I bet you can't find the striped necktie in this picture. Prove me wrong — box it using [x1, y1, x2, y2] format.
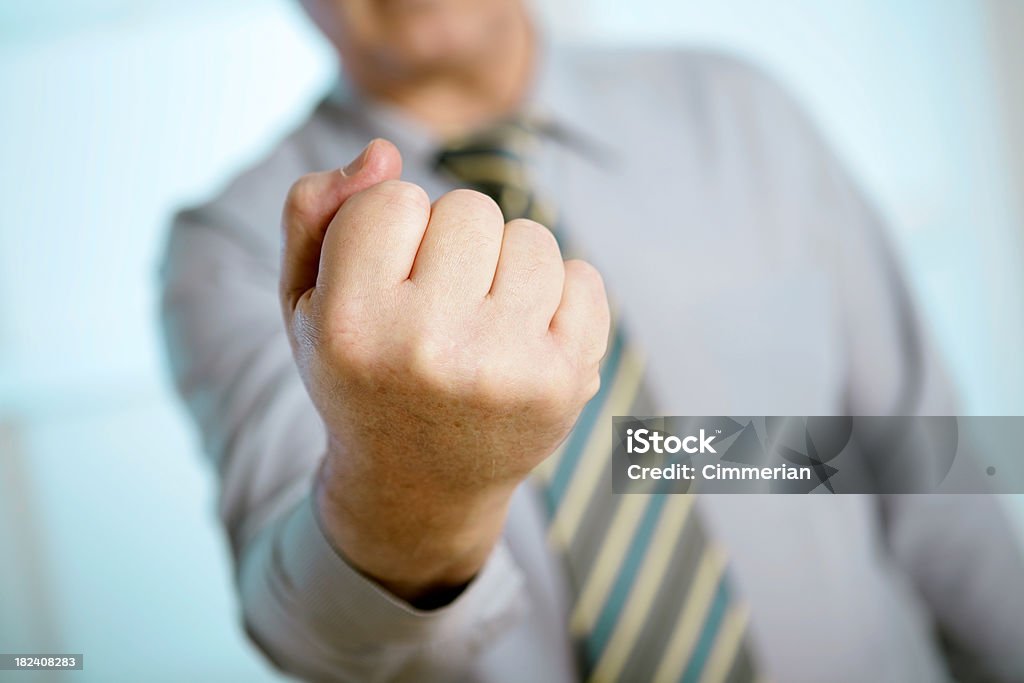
[435, 119, 761, 683]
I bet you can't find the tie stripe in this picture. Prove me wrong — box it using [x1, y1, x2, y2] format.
[548, 339, 644, 548]
[569, 494, 649, 636]
[701, 604, 752, 683]
[585, 493, 672, 664]
[562, 376, 660, 591]
[587, 494, 695, 682]
[651, 548, 727, 683]
[434, 121, 759, 683]
[543, 327, 627, 496]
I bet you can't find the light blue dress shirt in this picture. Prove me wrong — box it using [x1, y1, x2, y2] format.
[160, 44, 1024, 682]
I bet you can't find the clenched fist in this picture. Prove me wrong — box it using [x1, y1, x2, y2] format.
[280, 139, 609, 604]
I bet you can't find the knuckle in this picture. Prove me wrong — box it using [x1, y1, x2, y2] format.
[564, 259, 604, 290]
[405, 335, 473, 395]
[440, 188, 505, 223]
[472, 365, 512, 404]
[505, 219, 561, 268]
[405, 337, 438, 376]
[433, 190, 504, 250]
[403, 329, 455, 386]
[507, 218, 558, 248]
[365, 179, 431, 214]
[566, 260, 610, 314]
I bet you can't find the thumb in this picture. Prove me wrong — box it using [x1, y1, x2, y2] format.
[281, 138, 403, 313]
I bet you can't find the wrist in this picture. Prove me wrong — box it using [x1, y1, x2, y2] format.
[315, 442, 516, 607]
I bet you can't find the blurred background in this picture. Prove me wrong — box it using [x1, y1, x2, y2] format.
[1, 1, 1022, 680]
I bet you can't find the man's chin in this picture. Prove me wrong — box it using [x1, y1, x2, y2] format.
[393, 32, 493, 72]
[385, 3, 512, 69]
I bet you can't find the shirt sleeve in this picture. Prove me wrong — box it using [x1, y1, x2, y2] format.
[159, 198, 528, 682]
[831, 188, 1024, 682]
[802, 90, 1024, 681]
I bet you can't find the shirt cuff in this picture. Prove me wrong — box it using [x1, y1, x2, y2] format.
[271, 493, 527, 652]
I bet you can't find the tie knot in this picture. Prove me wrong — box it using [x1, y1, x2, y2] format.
[434, 117, 544, 222]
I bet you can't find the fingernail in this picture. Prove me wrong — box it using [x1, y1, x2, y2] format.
[341, 140, 374, 176]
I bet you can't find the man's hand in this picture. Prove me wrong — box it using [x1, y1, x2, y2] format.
[280, 139, 609, 605]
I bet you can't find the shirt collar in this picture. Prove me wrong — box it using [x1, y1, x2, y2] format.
[529, 42, 616, 162]
[325, 39, 615, 168]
